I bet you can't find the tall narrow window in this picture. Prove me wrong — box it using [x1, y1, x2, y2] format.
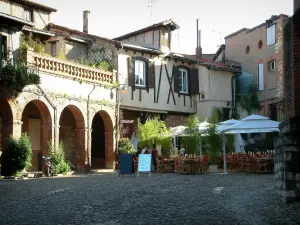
[267, 24, 276, 46]
[0, 35, 7, 64]
[135, 60, 146, 87]
[258, 63, 264, 91]
[51, 42, 57, 57]
[179, 68, 188, 93]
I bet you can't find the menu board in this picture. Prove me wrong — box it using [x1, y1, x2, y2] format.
[137, 154, 152, 172]
[119, 154, 134, 175]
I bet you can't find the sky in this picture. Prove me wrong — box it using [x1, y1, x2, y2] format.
[37, 0, 293, 54]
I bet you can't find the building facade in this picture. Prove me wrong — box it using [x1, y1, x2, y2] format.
[216, 15, 289, 120]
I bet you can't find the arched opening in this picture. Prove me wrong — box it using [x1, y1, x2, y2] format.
[21, 100, 52, 171]
[0, 96, 13, 165]
[91, 111, 114, 169]
[59, 105, 85, 170]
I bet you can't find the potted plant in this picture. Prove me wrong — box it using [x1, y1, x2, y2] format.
[118, 138, 136, 174]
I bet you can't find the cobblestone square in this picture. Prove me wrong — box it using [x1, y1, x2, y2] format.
[0, 173, 299, 225]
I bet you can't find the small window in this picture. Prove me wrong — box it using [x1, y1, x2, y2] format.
[269, 61, 276, 71]
[51, 42, 57, 57]
[135, 60, 146, 87]
[200, 92, 205, 100]
[246, 46, 250, 55]
[258, 40, 263, 49]
[267, 24, 276, 46]
[24, 9, 33, 22]
[179, 68, 188, 93]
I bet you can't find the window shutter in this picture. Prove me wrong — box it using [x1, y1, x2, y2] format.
[258, 63, 264, 91]
[147, 61, 155, 91]
[127, 57, 135, 88]
[272, 25, 276, 44]
[173, 65, 180, 94]
[189, 68, 199, 95]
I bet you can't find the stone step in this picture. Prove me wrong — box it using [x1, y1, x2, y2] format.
[22, 171, 44, 178]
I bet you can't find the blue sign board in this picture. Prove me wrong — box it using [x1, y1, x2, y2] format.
[119, 154, 134, 175]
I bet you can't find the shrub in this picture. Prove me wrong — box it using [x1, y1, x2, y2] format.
[1, 133, 33, 177]
[47, 141, 71, 175]
[118, 138, 135, 154]
[182, 116, 201, 154]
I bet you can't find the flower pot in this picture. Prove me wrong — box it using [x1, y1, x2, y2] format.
[209, 165, 218, 173]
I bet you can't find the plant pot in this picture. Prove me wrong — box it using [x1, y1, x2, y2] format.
[209, 165, 218, 173]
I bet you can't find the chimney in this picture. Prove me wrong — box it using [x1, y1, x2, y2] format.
[195, 19, 202, 59]
[294, 0, 300, 13]
[83, 10, 90, 33]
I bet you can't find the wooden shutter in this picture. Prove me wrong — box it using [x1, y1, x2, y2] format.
[127, 57, 135, 88]
[173, 65, 180, 94]
[189, 68, 199, 95]
[258, 63, 264, 91]
[147, 61, 155, 91]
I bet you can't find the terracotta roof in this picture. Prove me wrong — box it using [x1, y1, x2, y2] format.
[170, 53, 241, 72]
[113, 19, 179, 41]
[22, 25, 55, 36]
[184, 53, 215, 61]
[10, 0, 57, 12]
[48, 23, 121, 46]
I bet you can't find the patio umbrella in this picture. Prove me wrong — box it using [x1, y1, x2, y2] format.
[222, 114, 280, 134]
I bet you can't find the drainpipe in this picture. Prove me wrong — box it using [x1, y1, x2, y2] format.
[36, 84, 57, 147]
[231, 71, 242, 118]
[87, 84, 96, 170]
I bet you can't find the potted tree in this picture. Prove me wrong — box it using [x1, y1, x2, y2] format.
[118, 138, 136, 174]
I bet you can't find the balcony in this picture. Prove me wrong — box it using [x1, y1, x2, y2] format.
[26, 49, 115, 84]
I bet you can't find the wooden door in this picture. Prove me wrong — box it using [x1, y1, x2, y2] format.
[28, 119, 41, 171]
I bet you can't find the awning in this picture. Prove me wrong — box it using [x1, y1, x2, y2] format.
[22, 26, 55, 37]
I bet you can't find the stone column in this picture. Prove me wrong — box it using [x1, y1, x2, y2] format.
[274, 117, 300, 203]
[105, 131, 114, 169]
[54, 125, 60, 148]
[75, 128, 87, 170]
[41, 125, 54, 154]
[12, 120, 23, 139]
[86, 127, 92, 169]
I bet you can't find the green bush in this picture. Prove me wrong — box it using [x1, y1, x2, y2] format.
[1, 133, 33, 177]
[118, 138, 135, 154]
[182, 116, 201, 154]
[47, 141, 70, 175]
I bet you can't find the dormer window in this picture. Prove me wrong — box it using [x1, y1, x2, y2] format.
[24, 9, 34, 22]
[135, 60, 146, 87]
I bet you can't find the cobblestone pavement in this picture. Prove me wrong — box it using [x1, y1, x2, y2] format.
[0, 172, 299, 225]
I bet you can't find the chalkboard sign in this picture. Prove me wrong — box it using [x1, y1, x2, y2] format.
[137, 154, 152, 177]
[119, 154, 134, 176]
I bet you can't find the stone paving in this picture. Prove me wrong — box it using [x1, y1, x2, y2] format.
[0, 172, 299, 225]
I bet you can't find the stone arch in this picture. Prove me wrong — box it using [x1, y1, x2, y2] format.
[21, 100, 52, 171]
[91, 110, 114, 169]
[0, 95, 13, 163]
[59, 105, 86, 170]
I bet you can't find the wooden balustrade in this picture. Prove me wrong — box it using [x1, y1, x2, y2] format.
[27, 50, 114, 84]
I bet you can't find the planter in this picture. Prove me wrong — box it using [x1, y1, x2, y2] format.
[209, 165, 218, 173]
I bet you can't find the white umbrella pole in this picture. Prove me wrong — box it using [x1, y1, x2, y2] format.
[223, 134, 228, 174]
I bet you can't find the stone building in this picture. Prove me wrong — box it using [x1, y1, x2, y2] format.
[0, 0, 117, 171]
[214, 14, 289, 120]
[274, 0, 300, 203]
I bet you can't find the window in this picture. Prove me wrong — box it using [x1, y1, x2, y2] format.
[135, 60, 146, 86]
[246, 46, 250, 54]
[24, 9, 33, 22]
[179, 68, 188, 93]
[269, 61, 276, 71]
[0, 35, 7, 64]
[258, 63, 264, 91]
[50, 42, 57, 57]
[258, 40, 263, 49]
[200, 92, 205, 100]
[267, 24, 276, 46]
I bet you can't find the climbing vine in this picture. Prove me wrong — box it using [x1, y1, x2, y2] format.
[0, 61, 40, 98]
[235, 79, 260, 115]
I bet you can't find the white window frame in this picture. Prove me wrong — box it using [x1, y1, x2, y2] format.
[267, 24, 276, 46]
[24, 9, 33, 22]
[134, 60, 146, 87]
[258, 63, 264, 91]
[270, 61, 276, 71]
[179, 68, 188, 94]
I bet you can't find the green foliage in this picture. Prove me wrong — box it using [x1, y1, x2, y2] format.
[208, 107, 223, 124]
[1, 133, 33, 177]
[95, 60, 110, 71]
[204, 124, 222, 165]
[47, 141, 71, 175]
[236, 82, 260, 115]
[20, 34, 45, 54]
[0, 61, 40, 97]
[182, 116, 201, 154]
[57, 52, 67, 61]
[225, 134, 235, 153]
[118, 138, 135, 154]
[136, 117, 171, 156]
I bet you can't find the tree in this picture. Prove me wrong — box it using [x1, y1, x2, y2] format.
[136, 117, 171, 156]
[182, 116, 202, 154]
